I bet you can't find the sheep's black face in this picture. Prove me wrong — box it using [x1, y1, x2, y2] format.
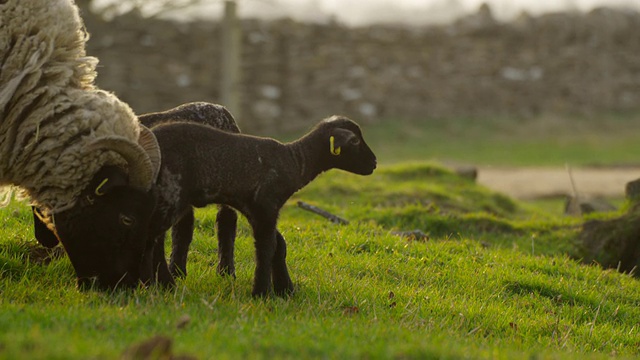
[53, 167, 156, 290]
[326, 119, 377, 175]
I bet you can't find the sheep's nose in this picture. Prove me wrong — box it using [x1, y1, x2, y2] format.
[369, 158, 377, 170]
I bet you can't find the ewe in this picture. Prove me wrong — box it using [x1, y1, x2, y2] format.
[2, 0, 160, 289]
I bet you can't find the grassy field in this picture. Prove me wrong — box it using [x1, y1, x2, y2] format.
[363, 112, 640, 166]
[2, 114, 640, 359]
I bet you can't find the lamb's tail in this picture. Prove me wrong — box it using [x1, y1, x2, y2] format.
[0, 0, 97, 115]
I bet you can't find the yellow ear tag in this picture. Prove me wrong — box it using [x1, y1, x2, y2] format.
[330, 136, 341, 156]
[94, 178, 109, 196]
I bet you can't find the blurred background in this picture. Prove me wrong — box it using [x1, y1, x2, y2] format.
[76, 0, 640, 199]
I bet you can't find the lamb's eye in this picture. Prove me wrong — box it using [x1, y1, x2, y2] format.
[119, 214, 135, 227]
[349, 137, 361, 146]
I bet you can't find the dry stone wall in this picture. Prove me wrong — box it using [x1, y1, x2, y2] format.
[80, 5, 640, 133]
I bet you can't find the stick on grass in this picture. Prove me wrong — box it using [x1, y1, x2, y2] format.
[297, 201, 349, 225]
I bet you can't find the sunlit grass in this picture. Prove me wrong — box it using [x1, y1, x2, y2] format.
[1, 162, 638, 359]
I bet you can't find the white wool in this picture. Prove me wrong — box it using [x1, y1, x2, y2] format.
[0, 0, 142, 212]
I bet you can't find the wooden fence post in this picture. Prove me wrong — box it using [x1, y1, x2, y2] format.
[220, 0, 241, 120]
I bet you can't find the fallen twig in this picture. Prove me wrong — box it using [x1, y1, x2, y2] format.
[296, 201, 349, 225]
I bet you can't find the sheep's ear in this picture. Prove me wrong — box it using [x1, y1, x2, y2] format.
[329, 128, 358, 156]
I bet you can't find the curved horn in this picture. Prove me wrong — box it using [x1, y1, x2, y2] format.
[137, 125, 161, 183]
[85, 135, 155, 191]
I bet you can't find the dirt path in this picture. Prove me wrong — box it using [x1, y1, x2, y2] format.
[476, 166, 640, 199]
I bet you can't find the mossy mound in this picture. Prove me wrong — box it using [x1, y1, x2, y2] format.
[579, 204, 640, 275]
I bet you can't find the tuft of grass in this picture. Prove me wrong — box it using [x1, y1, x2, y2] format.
[0, 162, 638, 359]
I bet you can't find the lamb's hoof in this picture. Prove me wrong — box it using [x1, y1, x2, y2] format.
[217, 264, 236, 279]
[251, 284, 271, 298]
[274, 284, 295, 298]
[155, 272, 176, 290]
[251, 290, 268, 298]
[273, 272, 294, 297]
[169, 264, 187, 279]
[158, 278, 176, 290]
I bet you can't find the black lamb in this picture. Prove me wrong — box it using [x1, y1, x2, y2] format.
[138, 102, 240, 280]
[148, 116, 377, 297]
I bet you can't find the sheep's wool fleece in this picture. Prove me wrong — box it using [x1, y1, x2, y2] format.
[0, 0, 141, 212]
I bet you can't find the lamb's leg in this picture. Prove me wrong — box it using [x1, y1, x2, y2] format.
[152, 235, 175, 288]
[272, 230, 294, 296]
[249, 214, 277, 297]
[139, 235, 159, 286]
[169, 210, 195, 278]
[216, 205, 237, 277]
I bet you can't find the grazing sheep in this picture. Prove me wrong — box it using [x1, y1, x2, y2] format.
[2, 0, 160, 289]
[148, 116, 377, 296]
[32, 102, 241, 283]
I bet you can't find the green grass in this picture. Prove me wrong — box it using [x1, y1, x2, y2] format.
[1, 162, 638, 359]
[360, 112, 640, 166]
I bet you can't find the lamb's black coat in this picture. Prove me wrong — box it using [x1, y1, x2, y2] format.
[138, 102, 240, 280]
[140, 102, 240, 133]
[149, 116, 377, 297]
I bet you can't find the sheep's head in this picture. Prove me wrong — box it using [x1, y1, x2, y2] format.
[47, 126, 161, 290]
[320, 116, 377, 175]
[53, 166, 155, 289]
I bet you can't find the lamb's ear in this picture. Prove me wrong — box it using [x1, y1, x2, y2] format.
[329, 128, 358, 156]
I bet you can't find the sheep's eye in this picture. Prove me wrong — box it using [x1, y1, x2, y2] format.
[119, 214, 135, 227]
[349, 137, 361, 146]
